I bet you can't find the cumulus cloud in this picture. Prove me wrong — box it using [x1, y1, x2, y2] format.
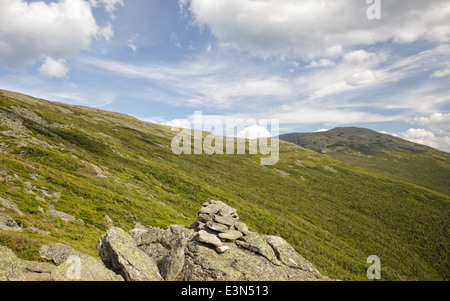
[414, 113, 450, 135]
[237, 125, 272, 139]
[186, 0, 450, 58]
[0, 0, 115, 68]
[163, 119, 192, 129]
[39, 57, 69, 78]
[397, 128, 440, 149]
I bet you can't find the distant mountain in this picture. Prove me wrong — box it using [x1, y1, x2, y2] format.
[280, 127, 450, 195]
[0, 90, 449, 281]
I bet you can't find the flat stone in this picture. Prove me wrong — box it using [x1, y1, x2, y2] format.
[198, 213, 212, 223]
[218, 230, 243, 241]
[199, 204, 221, 215]
[213, 214, 235, 226]
[206, 221, 229, 233]
[233, 221, 250, 235]
[196, 230, 222, 248]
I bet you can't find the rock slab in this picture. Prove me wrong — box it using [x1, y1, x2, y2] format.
[96, 227, 163, 281]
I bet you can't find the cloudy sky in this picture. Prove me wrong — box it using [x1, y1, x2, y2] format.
[1, 0, 450, 151]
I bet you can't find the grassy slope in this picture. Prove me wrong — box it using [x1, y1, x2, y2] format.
[0, 90, 449, 281]
[280, 127, 450, 196]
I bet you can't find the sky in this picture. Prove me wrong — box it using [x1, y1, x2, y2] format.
[0, 0, 450, 151]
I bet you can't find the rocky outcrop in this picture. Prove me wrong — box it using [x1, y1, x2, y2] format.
[0, 246, 55, 281]
[131, 200, 330, 281]
[96, 227, 163, 281]
[40, 243, 123, 281]
[0, 200, 331, 281]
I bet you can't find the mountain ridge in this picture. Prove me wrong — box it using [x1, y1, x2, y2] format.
[279, 127, 450, 195]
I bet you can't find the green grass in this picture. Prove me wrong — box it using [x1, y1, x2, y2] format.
[0, 89, 449, 281]
[280, 127, 450, 195]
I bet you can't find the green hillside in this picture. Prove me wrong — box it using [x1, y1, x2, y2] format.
[280, 127, 450, 196]
[1, 90, 449, 281]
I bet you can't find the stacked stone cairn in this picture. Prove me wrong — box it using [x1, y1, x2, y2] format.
[190, 200, 249, 253]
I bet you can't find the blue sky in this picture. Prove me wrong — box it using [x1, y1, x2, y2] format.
[1, 0, 450, 151]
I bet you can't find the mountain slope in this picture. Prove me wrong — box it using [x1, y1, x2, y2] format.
[280, 127, 450, 196]
[0, 89, 449, 281]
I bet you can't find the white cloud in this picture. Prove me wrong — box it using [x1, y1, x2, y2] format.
[343, 50, 378, 64]
[414, 113, 450, 135]
[100, 23, 115, 41]
[187, 0, 450, 58]
[163, 119, 192, 129]
[127, 35, 139, 53]
[0, 0, 115, 68]
[90, 0, 124, 19]
[344, 70, 378, 86]
[39, 57, 69, 78]
[306, 59, 335, 69]
[142, 117, 191, 129]
[397, 128, 439, 149]
[431, 69, 450, 78]
[237, 125, 272, 139]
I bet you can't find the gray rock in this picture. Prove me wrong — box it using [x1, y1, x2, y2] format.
[103, 215, 114, 229]
[0, 213, 22, 232]
[39, 243, 79, 266]
[46, 209, 76, 222]
[235, 232, 283, 266]
[160, 237, 188, 281]
[196, 230, 222, 248]
[206, 221, 229, 233]
[0, 246, 56, 281]
[132, 201, 331, 281]
[198, 213, 212, 223]
[0, 246, 31, 281]
[40, 243, 123, 281]
[96, 227, 163, 281]
[199, 204, 221, 215]
[233, 221, 250, 235]
[265, 235, 321, 274]
[180, 240, 328, 281]
[218, 230, 243, 241]
[216, 246, 230, 253]
[213, 214, 235, 226]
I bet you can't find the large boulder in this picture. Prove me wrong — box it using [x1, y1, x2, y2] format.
[159, 236, 188, 281]
[0, 246, 55, 281]
[39, 243, 123, 281]
[264, 235, 322, 274]
[96, 227, 163, 281]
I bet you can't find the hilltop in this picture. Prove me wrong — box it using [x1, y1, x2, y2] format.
[0, 89, 449, 281]
[279, 127, 450, 195]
